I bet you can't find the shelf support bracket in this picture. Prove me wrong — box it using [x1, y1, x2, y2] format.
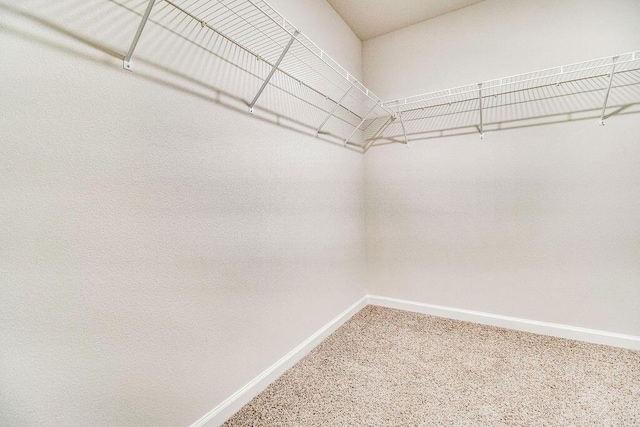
[315, 86, 352, 137]
[599, 56, 619, 126]
[344, 102, 378, 147]
[364, 115, 394, 153]
[123, 0, 156, 71]
[397, 111, 409, 146]
[249, 31, 299, 113]
[478, 83, 484, 139]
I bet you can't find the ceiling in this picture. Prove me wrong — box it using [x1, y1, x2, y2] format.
[326, 0, 485, 40]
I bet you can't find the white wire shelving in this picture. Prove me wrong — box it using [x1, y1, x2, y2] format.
[121, 0, 640, 153]
[122, 0, 393, 150]
[368, 51, 640, 151]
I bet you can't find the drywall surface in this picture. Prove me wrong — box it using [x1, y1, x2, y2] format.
[363, 0, 640, 335]
[268, 0, 362, 80]
[363, 0, 640, 100]
[0, 1, 365, 425]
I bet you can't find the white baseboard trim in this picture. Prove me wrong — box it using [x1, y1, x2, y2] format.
[367, 295, 640, 351]
[190, 295, 369, 427]
[192, 293, 639, 426]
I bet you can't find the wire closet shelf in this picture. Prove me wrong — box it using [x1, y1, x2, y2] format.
[372, 51, 640, 152]
[123, 0, 394, 151]
[122, 0, 640, 153]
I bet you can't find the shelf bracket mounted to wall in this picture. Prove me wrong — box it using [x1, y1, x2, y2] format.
[478, 83, 484, 139]
[397, 110, 409, 146]
[344, 102, 378, 146]
[364, 115, 395, 153]
[599, 56, 619, 126]
[315, 86, 352, 137]
[123, 0, 156, 71]
[249, 30, 299, 113]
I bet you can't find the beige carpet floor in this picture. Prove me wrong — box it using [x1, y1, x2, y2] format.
[224, 305, 640, 426]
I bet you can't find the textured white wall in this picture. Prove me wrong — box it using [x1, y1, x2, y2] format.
[2, 0, 640, 424]
[364, 0, 640, 99]
[268, 0, 362, 79]
[363, 0, 640, 335]
[0, 0, 365, 425]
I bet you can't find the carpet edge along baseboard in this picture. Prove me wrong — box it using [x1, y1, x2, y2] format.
[193, 294, 640, 427]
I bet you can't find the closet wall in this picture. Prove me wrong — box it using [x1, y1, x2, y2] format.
[2, 0, 639, 425]
[0, 0, 365, 425]
[363, 0, 640, 335]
